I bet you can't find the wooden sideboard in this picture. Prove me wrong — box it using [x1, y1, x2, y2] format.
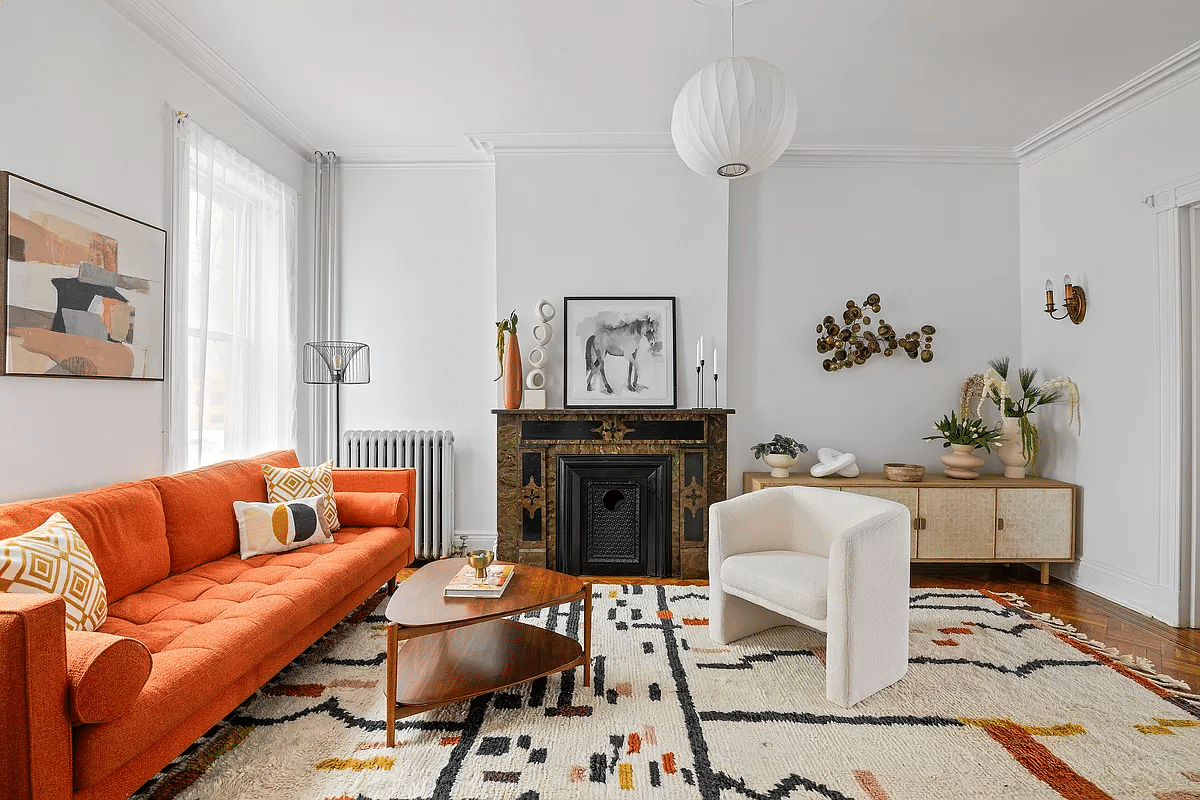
[743, 472, 1077, 584]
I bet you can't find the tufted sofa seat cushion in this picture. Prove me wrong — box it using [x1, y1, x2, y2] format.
[73, 524, 404, 790]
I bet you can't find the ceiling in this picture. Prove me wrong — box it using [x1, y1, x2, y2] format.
[157, 0, 1200, 152]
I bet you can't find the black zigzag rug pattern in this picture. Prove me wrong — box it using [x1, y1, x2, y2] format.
[133, 586, 1200, 800]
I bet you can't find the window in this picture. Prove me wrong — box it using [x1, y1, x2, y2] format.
[171, 117, 297, 468]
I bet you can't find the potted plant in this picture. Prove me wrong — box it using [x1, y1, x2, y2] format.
[924, 411, 1002, 480]
[972, 357, 1080, 478]
[751, 434, 809, 477]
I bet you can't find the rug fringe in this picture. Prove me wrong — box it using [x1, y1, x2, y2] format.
[1021, 608, 1198, 699]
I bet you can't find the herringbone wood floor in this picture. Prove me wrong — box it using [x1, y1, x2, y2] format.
[401, 562, 1200, 690]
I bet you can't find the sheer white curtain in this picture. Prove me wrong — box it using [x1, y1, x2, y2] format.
[168, 115, 298, 469]
[310, 150, 341, 464]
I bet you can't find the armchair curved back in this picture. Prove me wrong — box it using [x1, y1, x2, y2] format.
[786, 487, 901, 555]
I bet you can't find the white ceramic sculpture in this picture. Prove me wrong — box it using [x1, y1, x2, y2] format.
[524, 299, 555, 409]
[810, 447, 860, 478]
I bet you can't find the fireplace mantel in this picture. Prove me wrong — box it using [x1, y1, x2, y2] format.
[494, 408, 733, 579]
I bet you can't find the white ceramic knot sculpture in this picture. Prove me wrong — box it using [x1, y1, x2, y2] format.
[809, 447, 860, 478]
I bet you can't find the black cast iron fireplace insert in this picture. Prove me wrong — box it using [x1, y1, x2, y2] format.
[555, 454, 672, 577]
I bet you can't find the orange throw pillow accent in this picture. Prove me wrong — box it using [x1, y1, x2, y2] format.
[335, 492, 409, 528]
[65, 630, 152, 724]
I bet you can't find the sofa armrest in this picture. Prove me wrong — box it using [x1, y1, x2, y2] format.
[0, 594, 72, 800]
[332, 469, 415, 528]
[826, 504, 911, 706]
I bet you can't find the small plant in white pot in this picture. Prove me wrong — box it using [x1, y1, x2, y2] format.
[751, 434, 809, 478]
[923, 411, 1002, 480]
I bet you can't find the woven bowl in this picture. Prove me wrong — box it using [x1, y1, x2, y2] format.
[884, 463, 926, 482]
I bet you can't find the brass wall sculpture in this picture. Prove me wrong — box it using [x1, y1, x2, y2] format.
[815, 293, 935, 373]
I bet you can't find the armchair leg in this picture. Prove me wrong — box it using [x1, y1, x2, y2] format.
[709, 589, 797, 645]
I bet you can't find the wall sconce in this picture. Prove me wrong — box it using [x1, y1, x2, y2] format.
[1045, 275, 1086, 324]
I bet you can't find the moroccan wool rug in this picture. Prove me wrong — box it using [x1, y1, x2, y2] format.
[134, 586, 1200, 800]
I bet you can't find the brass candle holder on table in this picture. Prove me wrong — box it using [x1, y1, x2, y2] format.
[467, 549, 494, 579]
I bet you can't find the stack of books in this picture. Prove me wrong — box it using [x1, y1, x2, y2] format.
[443, 563, 515, 598]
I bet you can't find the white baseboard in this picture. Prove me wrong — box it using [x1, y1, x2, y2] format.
[449, 530, 498, 554]
[1054, 557, 1181, 626]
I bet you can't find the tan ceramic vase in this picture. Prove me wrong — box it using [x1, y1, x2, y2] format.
[941, 443, 985, 479]
[503, 332, 523, 409]
[996, 416, 1028, 479]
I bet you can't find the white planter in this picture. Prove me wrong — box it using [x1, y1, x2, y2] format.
[996, 416, 1028, 479]
[762, 453, 797, 478]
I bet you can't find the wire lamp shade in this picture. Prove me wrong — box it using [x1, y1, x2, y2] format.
[303, 341, 370, 385]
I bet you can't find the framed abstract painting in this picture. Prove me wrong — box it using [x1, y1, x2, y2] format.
[1, 173, 167, 380]
[563, 296, 677, 409]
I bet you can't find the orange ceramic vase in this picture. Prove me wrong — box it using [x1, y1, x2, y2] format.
[503, 332, 523, 409]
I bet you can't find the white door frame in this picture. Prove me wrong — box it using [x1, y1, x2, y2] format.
[1148, 173, 1200, 627]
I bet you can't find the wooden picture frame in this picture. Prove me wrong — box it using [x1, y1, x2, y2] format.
[563, 296, 677, 409]
[1, 172, 167, 380]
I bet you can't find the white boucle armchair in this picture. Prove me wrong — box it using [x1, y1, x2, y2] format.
[708, 486, 911, 707]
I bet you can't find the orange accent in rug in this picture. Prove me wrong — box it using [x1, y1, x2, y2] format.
[977, 720, 1112, 800]
[853, 769, 891, 800]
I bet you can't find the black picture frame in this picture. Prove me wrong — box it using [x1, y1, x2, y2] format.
[563, 295, 677, 409]
[1, 172, 168, 380]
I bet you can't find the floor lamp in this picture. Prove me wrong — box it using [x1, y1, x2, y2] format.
[303, 341, 370, 466]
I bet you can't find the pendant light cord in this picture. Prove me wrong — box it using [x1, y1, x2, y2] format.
[730, 0, 735, 58]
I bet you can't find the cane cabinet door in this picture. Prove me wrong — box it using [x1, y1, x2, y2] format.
[917, 488, 995, 559]
[994, 488, 1074, 560]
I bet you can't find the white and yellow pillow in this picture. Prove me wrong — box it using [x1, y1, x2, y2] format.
[263, 460, 340, 532]
[234, 495, 334, 559]
[0, 513, 108, 631]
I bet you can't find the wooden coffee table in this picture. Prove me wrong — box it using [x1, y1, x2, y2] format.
[384, 558, 591, 746]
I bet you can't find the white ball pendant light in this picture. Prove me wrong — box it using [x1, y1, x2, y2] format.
[671, 56, 797, 179]
[672, 0, 797, 179]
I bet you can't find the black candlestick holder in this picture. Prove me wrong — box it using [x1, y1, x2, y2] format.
[696, 360, 705, 409]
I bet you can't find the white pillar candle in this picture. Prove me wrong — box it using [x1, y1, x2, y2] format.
[713, 347, 718, 375]
[695, 339, 701, 368]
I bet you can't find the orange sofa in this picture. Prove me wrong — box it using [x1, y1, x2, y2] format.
[0, 450, 415, 800]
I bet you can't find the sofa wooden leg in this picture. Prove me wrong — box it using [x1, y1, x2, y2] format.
[387, 577, 397, 595]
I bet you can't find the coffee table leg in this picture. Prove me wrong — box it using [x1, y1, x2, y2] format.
[386, 622, 398, 747]
[583, 583, 592, 687]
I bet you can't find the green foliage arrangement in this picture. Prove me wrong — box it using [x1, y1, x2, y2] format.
[494, 309, 518, 381]
[976, 356, 1081, 474]
[751, 434, 809, 460]
[923, 411, 1003, 452]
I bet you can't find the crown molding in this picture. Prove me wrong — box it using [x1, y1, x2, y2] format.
[775, 145, 1015, 166]
[103, 0, 317, 161]
[1016, 41, 1200, 169]
[467, 132, 675, 156]
[466, 133, 1016, 165]
[336, 145, 493, 169]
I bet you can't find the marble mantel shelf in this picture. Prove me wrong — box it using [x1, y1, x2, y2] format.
[492, 409, 736, 415]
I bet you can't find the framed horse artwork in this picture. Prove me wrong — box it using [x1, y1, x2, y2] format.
[563, 296, 677, 409]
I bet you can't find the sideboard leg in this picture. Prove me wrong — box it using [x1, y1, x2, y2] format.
[1040, 563, 1050, 585]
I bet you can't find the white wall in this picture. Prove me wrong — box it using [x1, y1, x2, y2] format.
[494, 152, 730, 411]
[728, 162, 1021, 488]
[1019, 77, 1200, 624]
[338, 166, 496, 537]
[0, 0, 310, 502]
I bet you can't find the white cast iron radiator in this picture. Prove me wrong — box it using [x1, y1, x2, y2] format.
[341, 430, 455, 559]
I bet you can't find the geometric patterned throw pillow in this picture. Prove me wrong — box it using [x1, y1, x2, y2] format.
[0, 512, 108, 631]
[263, 460, 340, 532]
[233, 495, 334, 559]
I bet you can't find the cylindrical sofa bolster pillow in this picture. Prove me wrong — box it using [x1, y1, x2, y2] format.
[334, 492, 409, 529]
[64, 630, 152, 725]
